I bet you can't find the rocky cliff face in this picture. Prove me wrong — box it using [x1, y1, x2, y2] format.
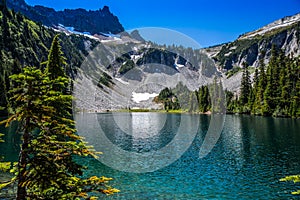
[6, 0, 124, 34]
[208, 14, 300, 70]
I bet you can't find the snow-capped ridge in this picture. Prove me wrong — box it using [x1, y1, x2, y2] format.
[239, 13, 300, 39]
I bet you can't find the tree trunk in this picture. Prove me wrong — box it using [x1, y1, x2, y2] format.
[16, 117, 30, 200]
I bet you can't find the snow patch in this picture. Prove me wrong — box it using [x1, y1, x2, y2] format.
[115, 78, 129, 85]
[100, 37, 122, 43]
[100, 32, 121, 38]
[225, 52, 232, 56]
[174, 55, 185, 70]
[175, 64, 185, 68]
[56, 24, 98, 40]
[130, 54, 141, 61]
[132, 92, 158, 103]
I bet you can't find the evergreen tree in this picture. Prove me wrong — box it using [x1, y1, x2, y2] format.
[240, 62, 251, 108]
[289, 57, 300, 117]
[1, 37, 119, 199]
[197, 85, 211, 113]
[278, 53, 290, 115]
[277, 50, 286, 96]
[263, 45, 278, 115]
[253, 68, 259, 92]
[44, 35, 71, 120]
[225, 90, 234, 112]
[251, 67, 260, 113]
[188, 92, 198, 112]
[217, 79, 226, 113]
[1, 9, 11, 51]
[156, 87, 181, 111]
[258, 56, 267, 99]
[204, 85, 211, 112]
[210, 77, 219, 113]
[44, 34, 67, 80]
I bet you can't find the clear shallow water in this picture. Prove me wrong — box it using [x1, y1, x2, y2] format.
[1, 113, 300, 199]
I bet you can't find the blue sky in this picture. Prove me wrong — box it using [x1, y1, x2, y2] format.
[26, 0, 300, 47]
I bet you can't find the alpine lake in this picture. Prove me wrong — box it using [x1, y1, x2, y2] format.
[1, 113, 300, 199]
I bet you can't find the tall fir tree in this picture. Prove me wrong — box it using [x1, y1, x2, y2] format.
[251, 67, 260, 113]
[197, 85, 211, 113]
[1, 36, 119, 199]
[240, 62, 251, 108]
[253, 68, 259, 92]
[44, 34, 67, 80]
[263, 45, 279, 115]
[289, 57, 300, 117]
[256, 54, 267, 113]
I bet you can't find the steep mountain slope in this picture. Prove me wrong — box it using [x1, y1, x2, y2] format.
[0, 6, 99, 114]
[6, 0, 124, 34]
[208, 13, 300, 70]
[73, 40, 219, 112]
[75, 13, 300, 111]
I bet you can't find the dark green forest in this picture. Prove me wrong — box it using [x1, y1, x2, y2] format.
[157, 45, 300, 118]
[0, 6, 99, 114]
[226, 46, 300, 118]
[156, 79, 225, 113]
[153, 87, 181, 110]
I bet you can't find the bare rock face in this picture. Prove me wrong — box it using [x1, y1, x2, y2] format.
[208, 13, 300, 70]
[6, 0, 124, 34]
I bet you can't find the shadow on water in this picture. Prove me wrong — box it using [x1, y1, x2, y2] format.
[0, 119, 20, 162]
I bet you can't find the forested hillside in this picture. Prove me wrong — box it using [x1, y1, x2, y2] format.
[0, 5, 99, 114]
[226, 45, 300, 118]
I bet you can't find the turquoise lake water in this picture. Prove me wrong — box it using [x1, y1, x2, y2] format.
[1, 113, 300, 199]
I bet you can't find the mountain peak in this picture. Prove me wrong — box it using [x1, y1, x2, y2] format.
[239, 12, 300, 39]
[102, 5, 110, 12]
[6, 0, 124, 34]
